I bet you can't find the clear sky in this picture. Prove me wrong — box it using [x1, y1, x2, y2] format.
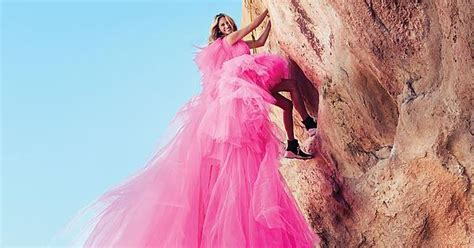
[1, 0, 242, 246]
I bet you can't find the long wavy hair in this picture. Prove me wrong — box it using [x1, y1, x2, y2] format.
[208, 13, 238, 44]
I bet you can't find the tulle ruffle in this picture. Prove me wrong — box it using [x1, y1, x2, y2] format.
[221, 53, 289, 91]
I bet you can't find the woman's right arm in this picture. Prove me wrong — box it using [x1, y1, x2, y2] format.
[225, 9, 269, 46]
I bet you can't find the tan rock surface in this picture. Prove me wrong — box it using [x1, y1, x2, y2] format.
[242, 1, 473, 247]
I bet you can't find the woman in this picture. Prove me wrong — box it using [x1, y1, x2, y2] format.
[211, 11, 318, 160]
[56, 9, 320, 248]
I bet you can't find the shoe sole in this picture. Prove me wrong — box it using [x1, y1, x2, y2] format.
[285, 156, 313, 160]
[308, 129, 317, 136]
[284, 153, 313, 160]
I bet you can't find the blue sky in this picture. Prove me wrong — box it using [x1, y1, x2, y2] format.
[1, 1, 242, 246]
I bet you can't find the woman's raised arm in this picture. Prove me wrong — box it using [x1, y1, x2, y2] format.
[245, 20, 271, 49]
[225, 9, 269, 46]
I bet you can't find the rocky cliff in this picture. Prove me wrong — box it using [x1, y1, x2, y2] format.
[242, 1, 473, 247]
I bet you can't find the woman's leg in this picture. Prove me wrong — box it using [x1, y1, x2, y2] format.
[270, 79, 310, 120]
[271, 92, 295, 140]
[270, 79, 314, 159]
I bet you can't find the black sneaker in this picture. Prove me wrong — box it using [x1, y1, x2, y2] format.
[284, 139, 313, 160]
[302, 116, 318, 136]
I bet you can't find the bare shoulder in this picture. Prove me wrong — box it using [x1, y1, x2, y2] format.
[222, 36, 232, 47]
[226, 29, 249, 46]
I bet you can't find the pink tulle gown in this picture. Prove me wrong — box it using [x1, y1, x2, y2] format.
[59, 37, 320, 248]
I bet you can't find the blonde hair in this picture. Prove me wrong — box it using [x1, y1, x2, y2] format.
[208, 13, 238, 44]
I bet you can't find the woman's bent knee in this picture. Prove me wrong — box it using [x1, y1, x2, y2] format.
[271, 78, 297, 94]
[280, 98, 293, 112]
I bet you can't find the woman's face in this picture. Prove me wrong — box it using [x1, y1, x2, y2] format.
[218, 17, 233, 36]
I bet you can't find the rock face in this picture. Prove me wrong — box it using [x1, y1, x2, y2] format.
[242, 1, 472, 247]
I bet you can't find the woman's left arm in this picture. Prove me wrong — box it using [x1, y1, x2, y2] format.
[245, 20, 271, 49]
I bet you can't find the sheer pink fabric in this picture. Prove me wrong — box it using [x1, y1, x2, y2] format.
[56, 37, 320, 248]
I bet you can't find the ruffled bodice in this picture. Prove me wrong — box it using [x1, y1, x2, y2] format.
[194, 37, 290, 104]
[194, 37, 251, 78]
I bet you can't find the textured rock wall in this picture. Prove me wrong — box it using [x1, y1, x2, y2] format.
[242, 0, 473, 247]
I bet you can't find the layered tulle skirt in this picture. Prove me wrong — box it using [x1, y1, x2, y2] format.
[221, 53, 289, 92]
[54, 53, 319, 247]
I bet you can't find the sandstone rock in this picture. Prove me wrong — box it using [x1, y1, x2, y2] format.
[242, 1, 473, 247]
